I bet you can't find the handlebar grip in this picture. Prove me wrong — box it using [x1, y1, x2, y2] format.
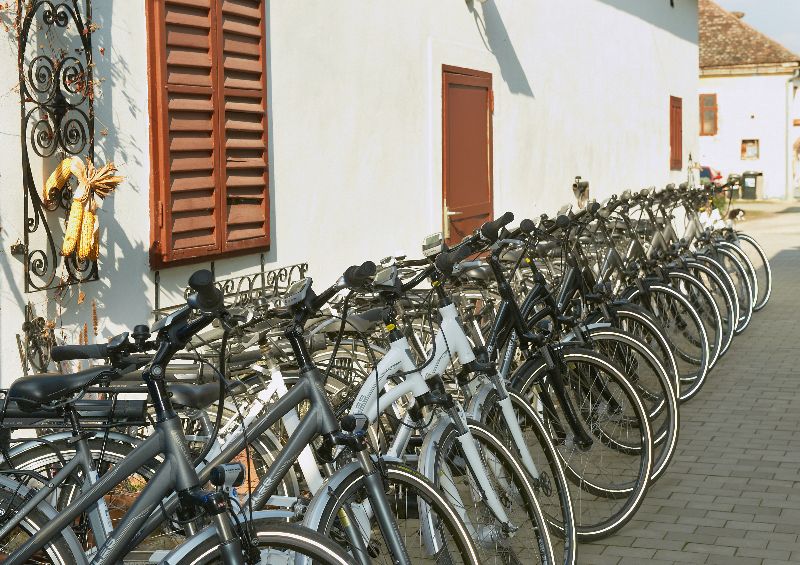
[480, 211, 515, 242]
[519, 218, 536, 234]
[51, 343, 109, 362]
[434, 245, 473, 277]
[188, 269, 223, 312]
[343, 261, 376, 288]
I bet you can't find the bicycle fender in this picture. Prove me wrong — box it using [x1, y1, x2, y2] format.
[465, 381, 496, 421]
[158, 509, 295, 564]
[6, 431, 143, 461]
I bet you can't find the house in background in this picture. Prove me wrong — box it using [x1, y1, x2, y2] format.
[0, 1, 700, 382]
[698, 0, 800, 199]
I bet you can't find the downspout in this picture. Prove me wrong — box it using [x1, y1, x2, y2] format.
[786, 68, 800, 200]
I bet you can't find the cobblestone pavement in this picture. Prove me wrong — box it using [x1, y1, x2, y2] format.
[583, 202, 800, 564]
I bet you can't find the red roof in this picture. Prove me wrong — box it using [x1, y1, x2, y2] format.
[699, 0, 799, 68]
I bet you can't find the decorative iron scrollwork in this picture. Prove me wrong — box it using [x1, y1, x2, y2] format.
[18, 0, 97, 292]
[154, 263, 310, 317]
[20, 302, 55, 373]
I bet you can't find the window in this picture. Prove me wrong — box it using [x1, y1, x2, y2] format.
[741, 139, 760, 160]
[147, 0, 269, 268]
[669, 96, 683, 170]
[699, 94, 717, 136]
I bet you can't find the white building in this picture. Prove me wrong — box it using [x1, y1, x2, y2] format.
[0, 0, 699, 384]
[698, 0, 800, 199]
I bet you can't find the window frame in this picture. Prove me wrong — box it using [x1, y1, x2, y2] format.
[699, 93, 718, 136]
[669, 96, 683, 171]
[146, 0, 270, 269]
[741, 139, 760, 160]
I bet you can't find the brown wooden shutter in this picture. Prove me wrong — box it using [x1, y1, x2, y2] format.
[669, 96, 683, 171]
[219, 0, 269, 251]
[148, 0, 269, 267]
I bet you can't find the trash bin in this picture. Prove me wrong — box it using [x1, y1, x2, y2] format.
[741, 171, 763, 200]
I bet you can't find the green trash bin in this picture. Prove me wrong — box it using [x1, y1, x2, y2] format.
[741, 171, 763, 200]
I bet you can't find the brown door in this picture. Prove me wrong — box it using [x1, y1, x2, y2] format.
[442, 66, 493, 245]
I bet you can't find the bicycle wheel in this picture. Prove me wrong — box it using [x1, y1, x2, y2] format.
[479, 389, 577, 565]
[720, 241, 759, 306]
[583, 327, 679, 482]
[713, 247, 754, 334]
[428, 420, 555, 563]
[3, 436, 181, 556]
[625, 282, 710, 402]
[666, 270, 723, 368]
[686, 259, 736, 357]
[169, 519, 354, 565]
[0, 484, 79, 564]
[306, 460, 481, 564]
[734, 232, 772, 311]
[511, 348, 654, 541]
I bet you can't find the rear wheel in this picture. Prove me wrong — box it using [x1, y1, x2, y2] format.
[0, 486, 78, 564]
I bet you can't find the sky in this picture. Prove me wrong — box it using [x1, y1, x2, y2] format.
[716, 0, 800, 56]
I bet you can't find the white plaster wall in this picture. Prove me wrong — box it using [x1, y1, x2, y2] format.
[0, 0, 698, 385]
[698, 73, 799, 198]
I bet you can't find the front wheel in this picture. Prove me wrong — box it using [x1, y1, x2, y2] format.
[511, 348, 654, 541]
[306, 461, 481, 565]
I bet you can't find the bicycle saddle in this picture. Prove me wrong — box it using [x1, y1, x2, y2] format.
[453, 260, 492, 281]
[169, 380, 246, 410]
[310, 307, 384, 335]
[7, 366, 118, 410]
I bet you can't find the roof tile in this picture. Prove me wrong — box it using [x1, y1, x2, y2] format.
[699, 0, 799, 68]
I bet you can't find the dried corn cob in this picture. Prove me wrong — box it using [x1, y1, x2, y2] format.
[62, 199, 84, 256]
[78, 200, 96, 261]
[43, 158, 74, 204]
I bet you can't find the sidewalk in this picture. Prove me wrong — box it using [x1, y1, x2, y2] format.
[584, 202, 800, 564]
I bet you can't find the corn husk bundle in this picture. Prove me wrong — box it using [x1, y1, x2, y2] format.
[43, 157, 123, 261]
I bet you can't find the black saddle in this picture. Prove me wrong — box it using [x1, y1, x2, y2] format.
[169, 380, 246, 410]
[7, 366, 119, 410]
[454, 260, 492, 282]
[311, 307, 384, 336]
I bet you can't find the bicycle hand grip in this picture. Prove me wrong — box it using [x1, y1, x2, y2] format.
[519, 218, 536, 234]
[188, 269, 223, 312]
[51, 343, 109, 362]
[434, 244, 473, 277]
[343, 261, 376, 288]
[480, 211, 514, 242]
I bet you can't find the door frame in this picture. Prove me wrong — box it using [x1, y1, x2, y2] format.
[442, 65, 494, 238]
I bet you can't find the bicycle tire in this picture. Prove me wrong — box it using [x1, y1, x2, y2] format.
[511, 348, 654, 541]
[304, 460, 481, 565]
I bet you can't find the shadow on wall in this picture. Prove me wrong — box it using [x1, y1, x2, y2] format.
[469, 0, 534, 97]
[43, 4, 153, 336]
[597, 0, 699, 44]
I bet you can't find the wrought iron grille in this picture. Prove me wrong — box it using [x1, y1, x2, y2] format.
[153, 262, 310, 317]
[17, 0, 97, 292]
